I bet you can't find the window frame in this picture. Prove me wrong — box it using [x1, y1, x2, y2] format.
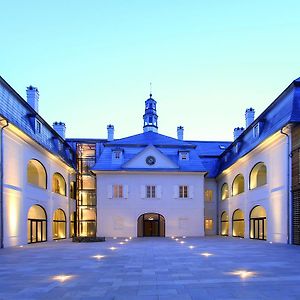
[179, 185, 188, 198]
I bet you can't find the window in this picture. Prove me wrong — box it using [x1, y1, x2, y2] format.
[52, 172, 66, 196]
[70, 181, 76, 199]
[179, 151, 189, 160]
[27, 159, 47, 189]
[114, 151, 121, 159]
[232, 174, 244, 196]
[249, 162, 267, 189]
[113, 185, 123, 198]
[232, 209, 245, 238]
[179, 185, 188, 198]
[253, 123, 260, 138]
[205, 189, 213, 202]
[146, 185, 156, 198]
[53, 209, 66, 240]
[36, 120, 41, 133]
[205, 219, 213, 230]
[221, 183, 229, 200]
[221, 211, 229, 236]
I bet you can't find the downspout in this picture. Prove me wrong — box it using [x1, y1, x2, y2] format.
[0, 119, 9, 248]
[280, 126, 291, 244]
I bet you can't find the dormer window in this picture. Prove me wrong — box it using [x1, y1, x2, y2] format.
[234, 142, 241, 154]
[179, 151, 189, 161]
[253, 123, 260, 138]
[114, 151, 121, 159]
[112, 149, 123, 162]
[35, 120, 42, 134]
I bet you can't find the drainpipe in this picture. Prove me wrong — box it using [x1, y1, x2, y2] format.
[0, 119, 9, 248]
[280, 126, 291, 244]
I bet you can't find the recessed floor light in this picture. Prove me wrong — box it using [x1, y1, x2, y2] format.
[201, 252, 212, 257]
[52, 275, 74, 283]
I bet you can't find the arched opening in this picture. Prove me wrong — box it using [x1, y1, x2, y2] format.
[137, 213, 165, 237]
[70, 212, 76, 238]
[221, 211, 229, 236]
[52, 172, 66, 196]
[232, 209, 245, 238]
[27, 159, 47, 189]
[249, 163, 267, 189]
[250, 206, 267, 240]
[232, 174, 244, 196]
[221, 183, 229, 200]
[53, 209, 66, 240]
[27, 205, 47, 243]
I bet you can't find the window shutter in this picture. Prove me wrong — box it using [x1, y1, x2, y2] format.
[141, 185, 146, 198]
[173, 185, 179, 198]
[157, 185, 162, 198]
[189, 185, 194, 199]
[107, 185, 113, 199]
[124, 185, 129, 199]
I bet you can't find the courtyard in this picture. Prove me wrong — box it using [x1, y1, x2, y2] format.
[0, 237, 300, 300]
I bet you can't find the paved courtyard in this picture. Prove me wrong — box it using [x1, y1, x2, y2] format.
[0, 237, 300, 299]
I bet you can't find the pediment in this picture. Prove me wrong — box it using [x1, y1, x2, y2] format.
[122, 145, 178, 169]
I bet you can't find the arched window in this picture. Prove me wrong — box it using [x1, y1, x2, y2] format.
[53, 209, 66, 240]
[52, 172, 66, 196]
[221, 183, 229, 200]
[250, 206, 267, 240]
[27, 205, 47, 243]
[27, 159, 47, 189]
[232, 209, 245, 238]
[221, 211, 229, 236]
[249, 163, 267, 189]
[232, 174, 244, 196]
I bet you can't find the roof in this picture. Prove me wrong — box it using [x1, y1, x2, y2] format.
[0, 76, 75, 169]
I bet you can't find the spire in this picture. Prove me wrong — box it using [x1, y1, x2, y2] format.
[143, 93, 158, 133]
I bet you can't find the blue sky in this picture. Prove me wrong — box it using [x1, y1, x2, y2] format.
[1, 1, 300, 140]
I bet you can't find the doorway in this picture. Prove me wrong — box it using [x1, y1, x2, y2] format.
[137, 213, 165, 237]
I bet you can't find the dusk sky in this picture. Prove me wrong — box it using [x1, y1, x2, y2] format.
[1, 1, 300, 141]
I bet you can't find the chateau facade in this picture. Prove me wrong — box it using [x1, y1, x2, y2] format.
[1, 75, 300, 247]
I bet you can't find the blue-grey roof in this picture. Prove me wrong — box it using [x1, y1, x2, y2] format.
[0, 76, 75, 168]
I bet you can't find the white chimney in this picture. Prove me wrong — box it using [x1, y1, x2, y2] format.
[245, 108, 255, 128]
[177, 126, 184, 140]
[53, 122, 66, 139]
[26, 85, 39, 112]
[107, 124, 114, 141]
[233, 127, 244, 140]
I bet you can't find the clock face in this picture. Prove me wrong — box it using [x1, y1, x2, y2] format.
[146, 155, 156, 166]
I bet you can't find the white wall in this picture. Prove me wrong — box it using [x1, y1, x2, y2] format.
[218, 132, 288, 243]
[97, 172, 205, 237]
[3, 128, 75, 247]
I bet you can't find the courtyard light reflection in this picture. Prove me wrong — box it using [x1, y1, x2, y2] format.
[201, 252, 213, 257]
[52, 274, 75, 283]
[109, 247, 117, 250]
[92, 255, 105, 260]
[228, 270, 257, 279]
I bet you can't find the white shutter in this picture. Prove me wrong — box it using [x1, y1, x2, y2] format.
[141, 185, 146, 198]
[157, 185, 162, 199]
[189, 185, 194, 199]
[173, 185, 179, 198]
[107, 185, 113, 199]
[124, 185, 129, 199]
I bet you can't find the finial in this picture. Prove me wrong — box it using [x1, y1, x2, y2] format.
[150, 82, 152, 98]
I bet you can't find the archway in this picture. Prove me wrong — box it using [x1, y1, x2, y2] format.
[137, 213, 165, 237]
[232, 209, 245, 238]
[27, 205, 47, 243]
[221, 211, 229, 236]
[53, 209, 66, 240]
[250, 206, 267, 240]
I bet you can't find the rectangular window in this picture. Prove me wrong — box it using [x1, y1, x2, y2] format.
[36, 120, 41, 133]
[253, 124, 260, 138]
[113, 185, 123, 198]
[205, 189, 213, 202]
[114, 151, 121, 159]
[179, 151, 189, 160]
[179, 185, 188, 198]
[205, 219, 213, 230]
[146, 185, 156, 198]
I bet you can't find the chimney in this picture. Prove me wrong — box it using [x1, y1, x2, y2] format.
[26, 85, 39, 112]
[245, 108, 255, 128]
[177, 126, 184, 140]
[233, 127, 244, 140]
[53, 122, 66, 139]
[107, 124, 114, 141]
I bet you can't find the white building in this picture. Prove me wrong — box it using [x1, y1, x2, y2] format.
[1, 76, 300, 247]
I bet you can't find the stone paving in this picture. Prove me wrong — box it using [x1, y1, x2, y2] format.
[0, 236, 300, 299]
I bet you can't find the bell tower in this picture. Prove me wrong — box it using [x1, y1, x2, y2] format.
[143, 94, 158, 133]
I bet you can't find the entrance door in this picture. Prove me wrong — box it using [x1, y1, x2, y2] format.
[28, 219, 47, 243]
[251, 218, 266, 240]
[137, 213, 165, 237]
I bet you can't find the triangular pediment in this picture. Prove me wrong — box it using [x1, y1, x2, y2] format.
[122, 145, 178, 169]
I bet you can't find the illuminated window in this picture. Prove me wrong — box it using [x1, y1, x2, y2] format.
[53, 209, 66, 240]
[52, 172, 66, 196]
[179, 185, 188, 198]
[249, 162, 267, 189]
[232, 174, 244, 196]
[221, 211, 229, 236]
[70, 212, 75, 238]
[146, 185, 156, 198]
[205, 219, 213, 230]
[232, 209, 245, 238]
[27, 159, 47, 189]
[70, 181, 76, 199]
[205, 189, 213, 202]
[221, 183, 229, 200]
[250, 206, 267, 240]
[113, 185, 123, 198]
[27, 205, 47, 243]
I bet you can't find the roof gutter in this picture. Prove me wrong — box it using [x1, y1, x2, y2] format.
[0, 119, 9, 248]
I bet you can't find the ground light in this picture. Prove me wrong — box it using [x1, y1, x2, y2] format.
[175, 238, 179, 241]
[229, 270, 257, 279]
[52, 275, 74, 283]
[129, 237, 132, 240]
[201, 252, 213, 257]
[180, 241, 185, 244]
[92, 255, 105, 260]
[171, 236, 175, 239]
[189, 245, 195, 249]
[113, 237, 117, 239]
[109, 247, 117, 250]
[119, 242, 125, 245]
[124, 239, 129, 242]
